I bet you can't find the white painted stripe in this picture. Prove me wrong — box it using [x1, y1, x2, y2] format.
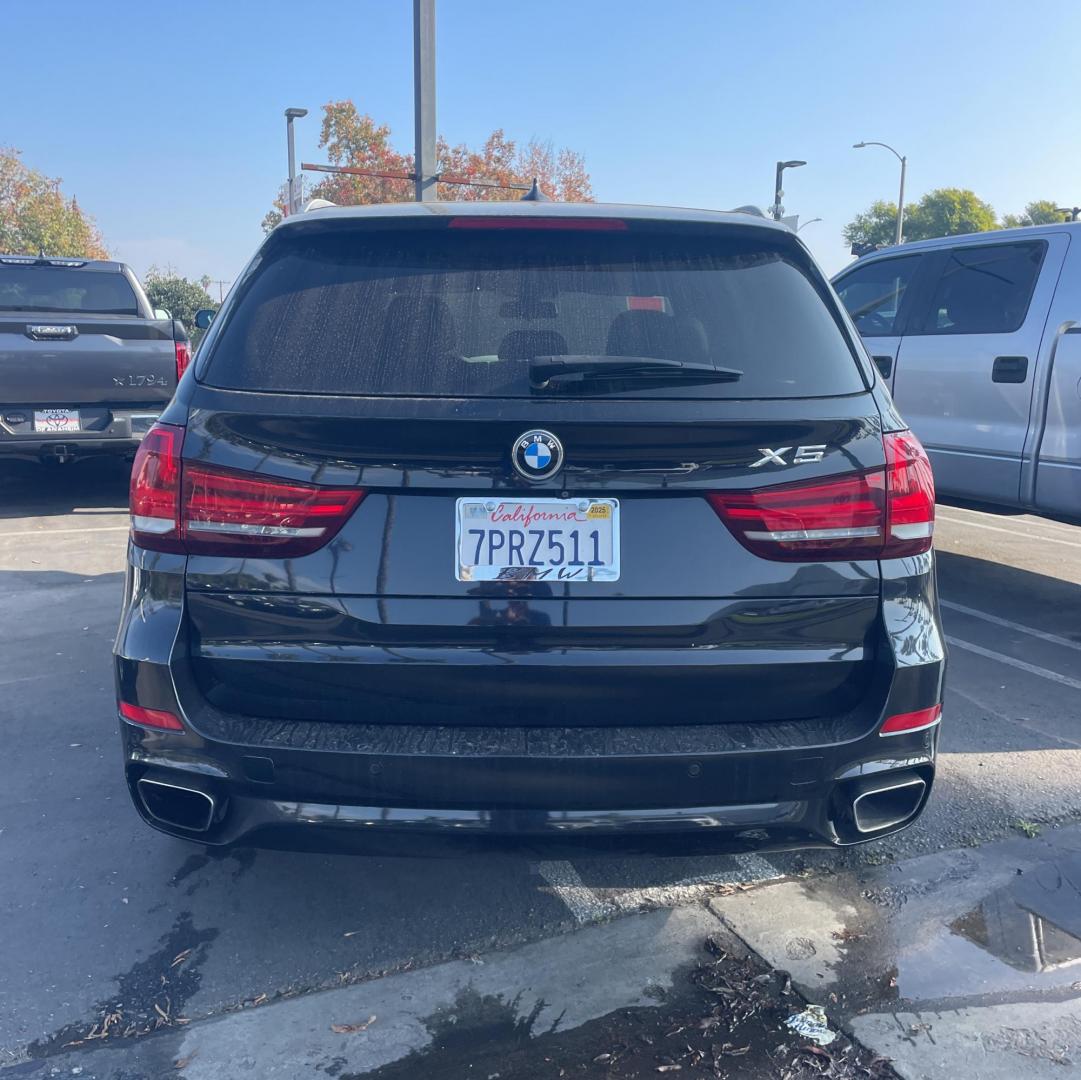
[947, 636, 1081, 691]
[611, 856, 782, 914]
[941, 599, 1081, 654]
[535, 854, 783, 923]
[940, 503, 1081, 535]
[534, 861, 613, 924]
[0, 525, 128, 539]
[936, 513, 1081, 550]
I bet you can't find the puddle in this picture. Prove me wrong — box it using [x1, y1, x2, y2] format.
[898, 853, 1081, 1004]
[822, 847, 1081, 1012]
[355, 947, 894, 1080]
[25, 912, 218, 1060]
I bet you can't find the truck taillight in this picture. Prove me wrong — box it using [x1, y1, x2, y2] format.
[706, 430, 934, 562]
[175, 341, 192, 382]
[129, 422, 365, 557]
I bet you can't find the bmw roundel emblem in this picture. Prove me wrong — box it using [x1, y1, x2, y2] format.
[512, 429, 564, 481]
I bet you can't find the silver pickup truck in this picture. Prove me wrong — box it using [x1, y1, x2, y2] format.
[0, 255, 189, 463]
[833, 223, 1080, 522]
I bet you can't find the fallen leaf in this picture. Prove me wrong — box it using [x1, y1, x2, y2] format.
[655, 1067, 682, 1074]
[331, 1015, 377, 1035]
[593, 1053, 612, 1064]
[174, 1054, 194, 1069]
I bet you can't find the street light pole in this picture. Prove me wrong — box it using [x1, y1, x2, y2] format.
[773, 160, 806, 221]
[413, 0, 437, 203]
[853, 140, 906, 245]
[285, 108, 308, 215]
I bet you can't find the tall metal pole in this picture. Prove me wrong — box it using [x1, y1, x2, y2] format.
[772, 160, 806, 222]
[854, 142, 906, 246]
[413, 0, 437, 202]
[285, 108, 308, 215]
[287, 116, 297, 214]
[895, 156, 907, 246]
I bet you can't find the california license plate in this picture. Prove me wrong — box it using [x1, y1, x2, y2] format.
[34, 408, 80, 433]
[456, 498, 620, 582]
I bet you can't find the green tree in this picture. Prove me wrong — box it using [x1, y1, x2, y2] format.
[842, 199, 901, 250]
[262, 101, 593, 232]
[143, 268, 215, 336]
[844, 188, 998, 250]
[0, 147, 108, 258]
[1002, 199, 1066, 228]
[905, 188, 997, 240]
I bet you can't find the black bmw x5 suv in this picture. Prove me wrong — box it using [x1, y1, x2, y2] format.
[114, 201, 944, 852]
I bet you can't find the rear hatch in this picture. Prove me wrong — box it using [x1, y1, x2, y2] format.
[0, 260, 177, 407]
[156, 212, 898, 728]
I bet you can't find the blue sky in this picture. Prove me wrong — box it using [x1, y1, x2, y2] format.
[7, 0, 1079, 287]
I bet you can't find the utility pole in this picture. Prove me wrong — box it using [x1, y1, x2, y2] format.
[773, 160, 806, 221]
[853, 141, 906, 245]
[413, 0, 437, 202]
[285, 108, 308, 215]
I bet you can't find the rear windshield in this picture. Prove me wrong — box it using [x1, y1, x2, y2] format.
[0, 266, 140, 315]
[205, 226, 864, 399]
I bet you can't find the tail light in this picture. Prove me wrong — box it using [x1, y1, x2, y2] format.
[119, 700, 185, 732]
[880, 704, 942, 735]
[129, 422, 365, 557]
[175, 340, 192, 383]
[707, 429, 934, 561]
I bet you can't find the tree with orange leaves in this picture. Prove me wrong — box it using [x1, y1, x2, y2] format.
[262, 101, 592, 231]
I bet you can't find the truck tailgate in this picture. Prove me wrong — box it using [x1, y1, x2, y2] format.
[0, 317, 177, 405]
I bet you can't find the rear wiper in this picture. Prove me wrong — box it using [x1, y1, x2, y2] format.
[529, 355, 743, 389]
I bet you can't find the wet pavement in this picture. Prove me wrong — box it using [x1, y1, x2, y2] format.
[717, 823, 1081, 1077]
[2, 460, 1081, 1077]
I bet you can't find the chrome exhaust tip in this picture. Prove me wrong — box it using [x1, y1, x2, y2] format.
[137, 777, 216, 833]
[851, 776, 927, 834]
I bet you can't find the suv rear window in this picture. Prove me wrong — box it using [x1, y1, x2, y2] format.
[205, 226, 865, 399]
[0, 266, 139, 315]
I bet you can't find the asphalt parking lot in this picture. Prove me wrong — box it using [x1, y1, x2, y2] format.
[2, 458, 1080, 1077]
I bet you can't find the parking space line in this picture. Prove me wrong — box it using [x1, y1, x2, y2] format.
[535, 853, 783, 925]
[534, 860, 615, 923]
[940, 503, 1080, 535]
[947, 635, 1081, 691]
[936, 513, 1081, 550]
[941, 599, 1081, 653]
[0, 525, 129, 539]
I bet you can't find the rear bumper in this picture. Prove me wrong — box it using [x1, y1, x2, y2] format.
[115, 549, 946, 854]
[119, 712, 938, 853]
[0, 407, 160, 460]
